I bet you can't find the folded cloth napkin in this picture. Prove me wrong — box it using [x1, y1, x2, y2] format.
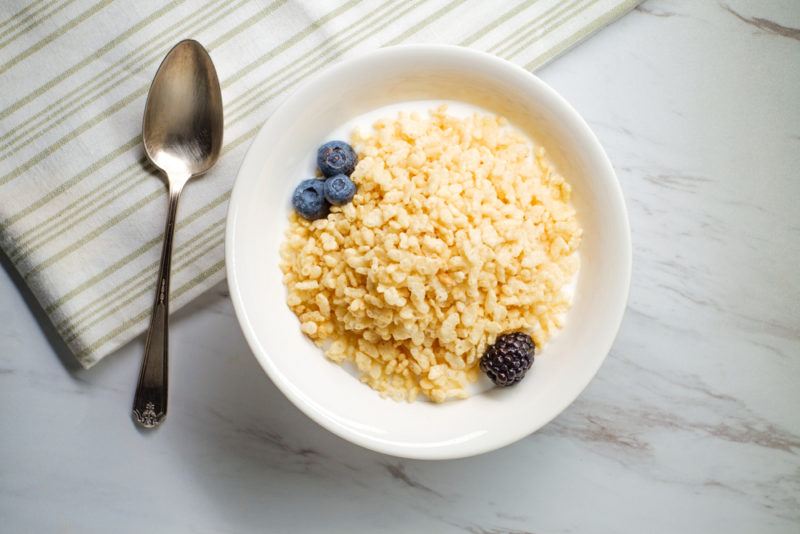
[0, 0, 638, 367]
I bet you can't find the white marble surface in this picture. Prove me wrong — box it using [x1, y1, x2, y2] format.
[2, 1, 799, 532]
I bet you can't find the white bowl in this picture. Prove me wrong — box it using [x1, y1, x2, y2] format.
[226, 45, 631, 460]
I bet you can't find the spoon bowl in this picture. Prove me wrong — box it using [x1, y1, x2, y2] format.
[143, 40, 223, 180]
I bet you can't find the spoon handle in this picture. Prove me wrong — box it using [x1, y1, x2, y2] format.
[132, 184, 183, 428]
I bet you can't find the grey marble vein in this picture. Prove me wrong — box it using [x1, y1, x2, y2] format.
[722, 4, 800, 42]
[382, 462, 444, 497]
[634, 4, 676, 18]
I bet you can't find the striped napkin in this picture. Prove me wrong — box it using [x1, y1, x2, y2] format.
[0, 0, 638, 368]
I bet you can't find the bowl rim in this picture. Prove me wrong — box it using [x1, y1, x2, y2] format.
[225, 44, 632, 459]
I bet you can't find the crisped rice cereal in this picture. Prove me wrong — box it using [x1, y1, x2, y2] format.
[279, 106, 582, 402]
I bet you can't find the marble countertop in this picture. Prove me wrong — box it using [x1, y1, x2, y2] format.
[2, 1, 798, 532]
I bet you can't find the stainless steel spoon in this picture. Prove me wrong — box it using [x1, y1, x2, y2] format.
[132, 39, 223, 428]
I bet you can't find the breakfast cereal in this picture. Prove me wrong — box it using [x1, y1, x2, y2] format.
[279, 106, 581, 402]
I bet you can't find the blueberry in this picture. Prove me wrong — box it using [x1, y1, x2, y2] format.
[317, 141, 357, 177]
[323, 174, 356, 206]
[292, 179, 329, 220]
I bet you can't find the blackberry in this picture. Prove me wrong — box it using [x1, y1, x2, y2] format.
[479, 332, 535, 387]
